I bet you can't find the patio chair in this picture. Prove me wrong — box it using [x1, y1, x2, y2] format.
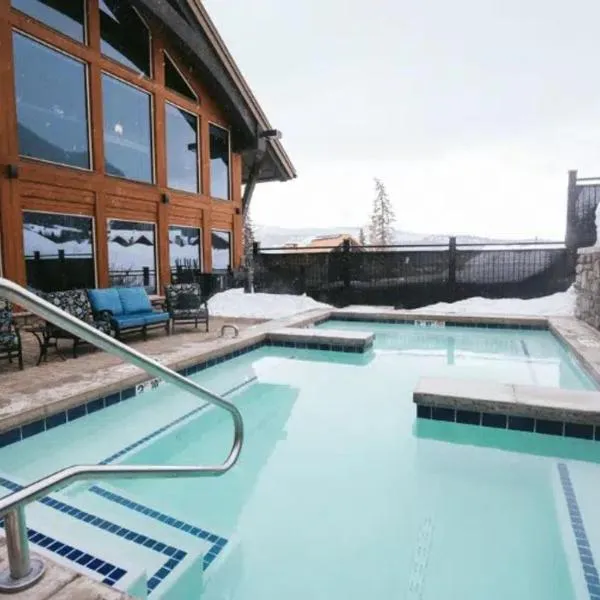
[164, 283, 209, 333]
[0, 301, 23, 370]
[40, 290, 113, 360]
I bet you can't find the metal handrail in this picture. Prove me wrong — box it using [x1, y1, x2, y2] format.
[0, 278, 244, 592]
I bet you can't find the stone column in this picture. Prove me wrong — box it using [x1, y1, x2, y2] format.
[575, 247, 600, 329]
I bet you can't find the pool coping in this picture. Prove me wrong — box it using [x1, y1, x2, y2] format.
[2, 308, 600, 441]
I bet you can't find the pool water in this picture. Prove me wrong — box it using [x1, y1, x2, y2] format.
[1, 322, 600, 599]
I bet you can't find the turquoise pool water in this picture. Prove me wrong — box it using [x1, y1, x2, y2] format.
[1, 323, 600, 599]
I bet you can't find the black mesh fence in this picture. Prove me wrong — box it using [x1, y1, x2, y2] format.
[253, 242, 573, 308]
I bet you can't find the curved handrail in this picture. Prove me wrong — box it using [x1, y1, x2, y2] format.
[0, 278, 244, 517]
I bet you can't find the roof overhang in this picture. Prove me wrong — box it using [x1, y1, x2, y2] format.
[132, 0, 296, 184]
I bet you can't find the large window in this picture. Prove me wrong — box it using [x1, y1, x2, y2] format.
[13, 33, 90, 169]
[170, 226, 202, 282]
[99, 0, 151, 76]
[11, 0, 86, 43]
[107, 219, 157, 293]
[209, 124, 230, 200]
[102, 74, 153, 183]
[211, 230, 231, 272]
[23, 211, 95, 292]
[166, 103, 198, 193]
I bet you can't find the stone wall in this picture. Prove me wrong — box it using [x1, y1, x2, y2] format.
[575, 247, 600, 328]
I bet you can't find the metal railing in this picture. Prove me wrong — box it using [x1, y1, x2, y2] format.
[0, 278, 244, 592]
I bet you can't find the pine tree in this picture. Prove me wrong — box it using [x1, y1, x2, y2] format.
[243, 210, 256, 267]
[368, 178, 396, 245]
[358, 228, 366, 245]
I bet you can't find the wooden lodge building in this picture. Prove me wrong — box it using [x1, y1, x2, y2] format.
[0, 0, 295, 294]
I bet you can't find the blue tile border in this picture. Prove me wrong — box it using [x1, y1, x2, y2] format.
[0, 519, 126, 587]
[415, 405, 600, 442]
[0, 476, 187, 594]
[324, 315, 547, 330]
[89, 486, 228, 570]
[557, 463, 600, 600]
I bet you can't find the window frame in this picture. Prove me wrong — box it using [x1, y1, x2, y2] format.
[169, 223, 203, 272]
[22, 209, 98, 289]
[211, 228, 232, 272]
[165, 100, 200, 194]
[98, 2, 153, 79]
[101, 70, 156, 185]
[208, 122, 232, 202]
[12, 29, 93, 172]
[106, 217, 159, 293]
[10, 0, 88, 46]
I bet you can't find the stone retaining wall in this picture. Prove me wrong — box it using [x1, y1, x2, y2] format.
[575, 247, 600, 328]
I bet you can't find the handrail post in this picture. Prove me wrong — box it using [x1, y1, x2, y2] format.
[0, 507, 45, 591]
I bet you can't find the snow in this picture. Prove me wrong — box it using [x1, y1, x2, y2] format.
[343, 287, 575, 317]
[208, 288, 331, 319]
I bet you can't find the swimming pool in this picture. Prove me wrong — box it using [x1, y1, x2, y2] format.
[2, 320, 600, 599]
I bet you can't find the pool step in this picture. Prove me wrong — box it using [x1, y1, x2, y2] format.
[0, 474, 223, 597]
[267, 327, 375, 352]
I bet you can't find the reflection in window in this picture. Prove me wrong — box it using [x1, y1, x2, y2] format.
[11, 0, 86, 43]
[99, 0, 150, 76]
[211, 230, 231, 271]
[166, 104, 198, 193]
[209, 124, 230, 200]
[13, 33, 90, 169]
[164, 52, 197, 102]
[108, 219, 156, 293]
[23, 211, 95, 292]
[170, 226, 201, 280]
[102, 74, 153, 183]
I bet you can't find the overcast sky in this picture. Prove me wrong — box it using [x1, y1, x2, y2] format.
[205, 0, 600, 239]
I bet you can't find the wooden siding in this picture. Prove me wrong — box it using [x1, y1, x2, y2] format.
[0, 0, 241, 291]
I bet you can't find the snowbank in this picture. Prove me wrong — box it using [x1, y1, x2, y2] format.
[344, 288, 575, 317]
[208, 288, 331, 319]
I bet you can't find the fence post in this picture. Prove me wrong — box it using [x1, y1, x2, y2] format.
[142, 267, 150, 287]
[448, 236, 457, 301]
[565, 169, 579, 250]
[342, 238, 351, 291]
[252, 241, 260, 256]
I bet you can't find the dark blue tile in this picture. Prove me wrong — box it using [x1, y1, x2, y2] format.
[121, 387, 136, 400]
[164, 546, 177, 557]
[67, 404, 86, 421]
[48, 541, 63, 552]
[173, 549, 186, 561]
[86, 398, 105, 413]
[431, 407, 455, 422]
[165, 558, 179, 570]
[148, 577, 162, 591]
[156, 567, 170, 579]
[22, 419, 45, 439]
[88, 558, 103, 571]
[456, 410, 481, 425]
[481, 413, 507, 429]
[416, 405, 432, 419]
[105, 393, 120, 407]
[508, 416, 534, 432]
[535, 419, 563, 436]
[76, 553, 94, 566]
[111, 568, 126, 582]
[67, 549, 83, 561]
[98, 563, 115, 576]
[0, 428, 21, 448]
[45, 412, 67, 430]
[565, 423, 594, 440]
[56, 544, 73, 556]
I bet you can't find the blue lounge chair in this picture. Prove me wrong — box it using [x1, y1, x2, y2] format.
[87, 287, 170, 340]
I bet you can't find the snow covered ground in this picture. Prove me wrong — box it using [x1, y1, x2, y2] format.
[208, 288, 331, 319]
[343, 287, 576, 317]
[207, 287, 575, 320]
